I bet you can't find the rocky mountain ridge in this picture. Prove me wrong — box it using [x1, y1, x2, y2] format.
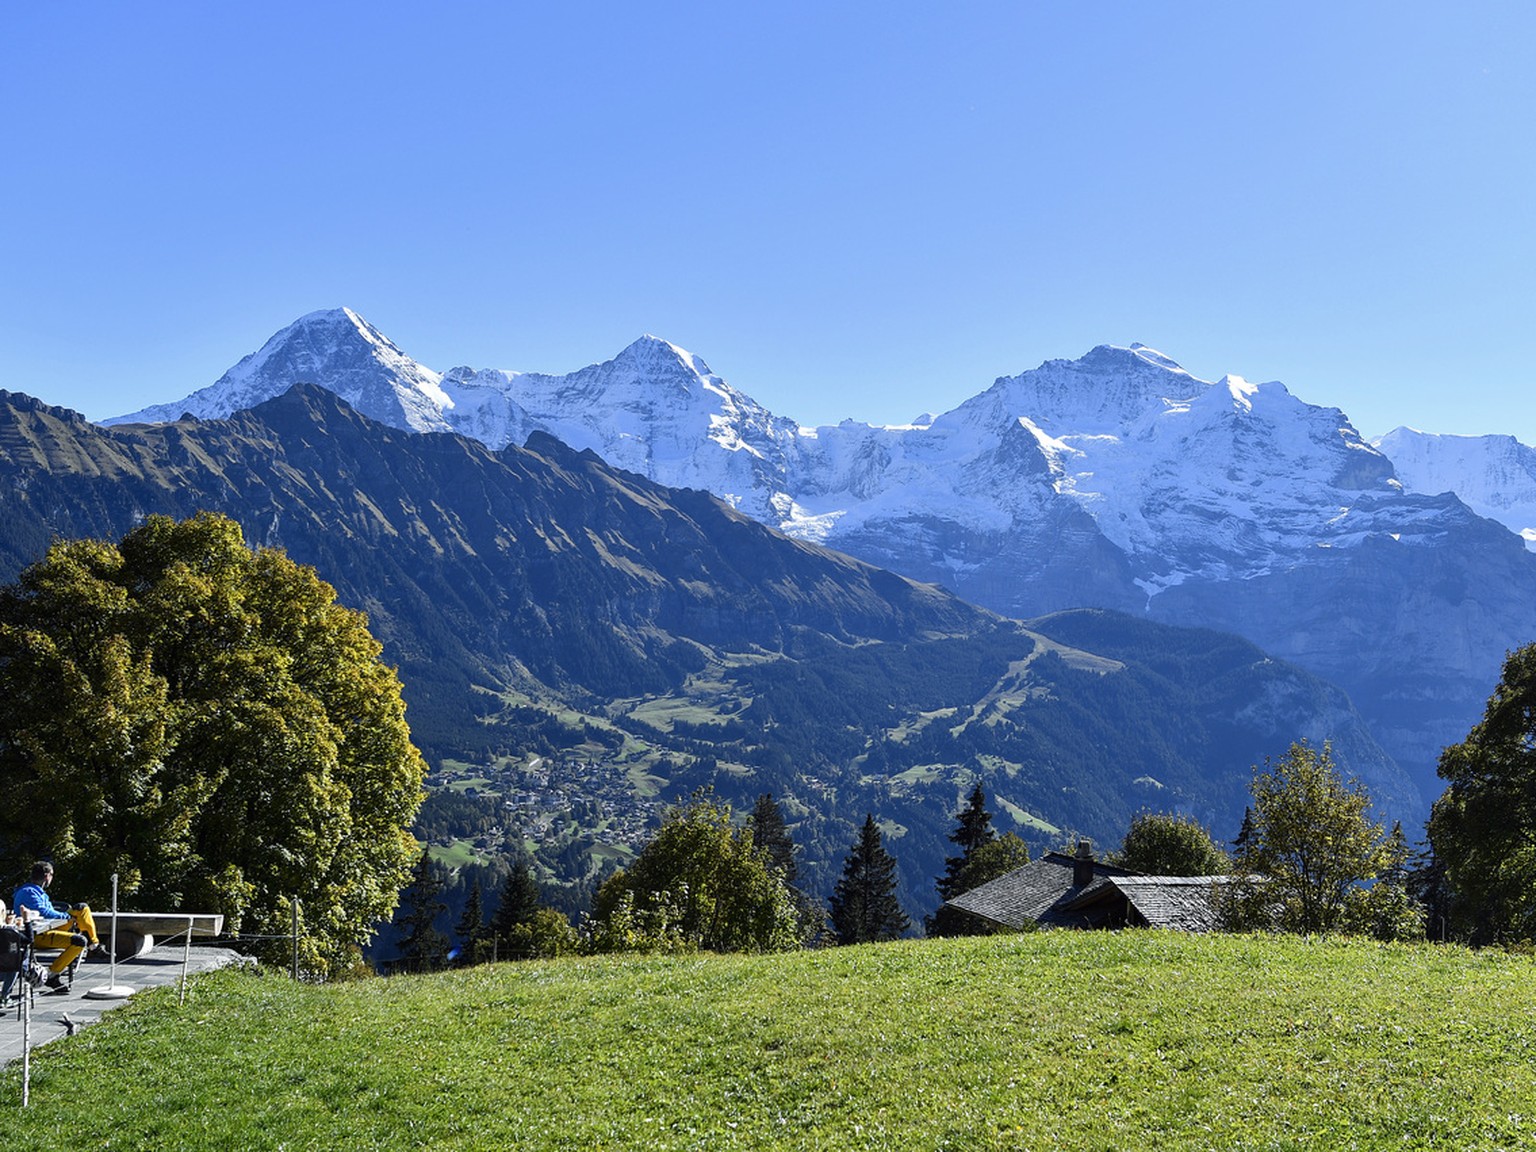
[4, 385, 1410, 908]
[105, 309, 1536, 799]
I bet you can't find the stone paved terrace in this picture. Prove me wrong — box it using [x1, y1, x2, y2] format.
[1, 946, 253, 1071]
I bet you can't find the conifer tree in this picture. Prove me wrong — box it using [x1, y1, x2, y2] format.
[455, 881, 487, 966]
[829, 814, 910, 945]
[935, 784, 996, 903]
[397, 849, 450, 972]
[1233, 806, 1256, 851]
[748, 792, 797, 887]
[749, 791, 829, 945]
[926, 785, 1034, 936]
[493, 855, 543, 956]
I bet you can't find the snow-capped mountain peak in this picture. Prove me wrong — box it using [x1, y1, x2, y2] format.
[106, 307, 452, 432]
[1376, 425, 1536, 548]
[611, 333, 716, 383]
[95, 311, 1536, 799]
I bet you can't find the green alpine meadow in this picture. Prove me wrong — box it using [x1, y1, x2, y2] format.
[5, 931, 1533, 1149]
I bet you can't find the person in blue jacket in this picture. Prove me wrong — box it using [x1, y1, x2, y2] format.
[13, 861, 104, 994]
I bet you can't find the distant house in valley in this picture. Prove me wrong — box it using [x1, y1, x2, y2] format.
[943, 839, 1231, 933]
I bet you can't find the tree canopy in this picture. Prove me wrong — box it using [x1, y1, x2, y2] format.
[1429, 644, 1536, 943]
[1224, 741, 1419, 939]
[1115, 812, 1229, 877]
[590, 794, 799, 953]
[0, 513, 426, 977]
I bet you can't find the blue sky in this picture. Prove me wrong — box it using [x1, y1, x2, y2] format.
[4, 3, 1533, 438]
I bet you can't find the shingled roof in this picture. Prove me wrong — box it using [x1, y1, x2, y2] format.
[1061, 875, 1234, 932]
[943, 839, 1232, 932]
[944, 843, 1140, 930]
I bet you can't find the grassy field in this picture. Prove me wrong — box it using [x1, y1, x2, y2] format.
[3, 932, 1533, 1150]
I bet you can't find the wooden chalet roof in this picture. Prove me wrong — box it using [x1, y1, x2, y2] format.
[1062, 875, 1234, 933]
[944, 850, 1141, 930]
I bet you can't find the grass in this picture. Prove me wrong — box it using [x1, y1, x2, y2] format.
[427, 839, 485, 868]
[3, 932, 1534, 1149]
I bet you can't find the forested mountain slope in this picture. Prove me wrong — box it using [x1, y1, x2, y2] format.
[1, 386, 1411, 911]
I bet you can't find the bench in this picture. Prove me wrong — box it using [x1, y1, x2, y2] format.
[94, 912, 225, 960]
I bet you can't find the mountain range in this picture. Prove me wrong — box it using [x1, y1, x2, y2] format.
[2, 383, 1406, 912]
[108, 309, 1536, 804]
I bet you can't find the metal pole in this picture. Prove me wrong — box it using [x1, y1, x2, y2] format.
[109, 873, 120, 983]
[291, 898, 300, 981]
[85, 872, 133, 999]
[21, 928, 32, 1108]
[179, 916, 194, 1006]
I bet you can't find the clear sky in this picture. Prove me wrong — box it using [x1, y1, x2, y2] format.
[4, 3, 1533, 439]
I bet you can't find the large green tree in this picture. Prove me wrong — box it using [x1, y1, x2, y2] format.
[590, 794, 799, 953]
[0, 512, 425, 977]
[1429, 644, 1536, 943]
[1115, 812, 1229, 876]
[829, 814, 910, 944]
[1223, 741, 1416, 938]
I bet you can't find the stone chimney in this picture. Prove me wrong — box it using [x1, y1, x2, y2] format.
[1073, 838, 1095, 886]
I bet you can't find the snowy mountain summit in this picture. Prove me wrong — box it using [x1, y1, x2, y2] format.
[105, 309, 1536, 797]
[1375, 427, 1536, 548]
[109, 309, 455, 434]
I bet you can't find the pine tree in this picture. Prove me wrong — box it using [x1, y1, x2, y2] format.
[455, 881, 487, 966]
[829, 814, 910, 945]
[927, 785, 1024, 937]
[396, 849, 450, 972]
[953, 784, 996, 857]
[492, 855, 543, 957]
[935, 784, 995, 903]
[748, 792, 797, 887]
[1233, 806, 1256, 851]
[748, 791, 828, 945]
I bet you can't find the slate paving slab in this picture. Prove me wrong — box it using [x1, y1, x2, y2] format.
[0, 946, 253, 1070]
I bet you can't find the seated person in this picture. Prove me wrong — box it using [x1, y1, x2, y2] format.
[1, 898, 48, 1002]
[13, 861, 103, 993]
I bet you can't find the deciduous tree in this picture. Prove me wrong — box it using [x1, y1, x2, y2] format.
[1115, 812, 1229, 876]
[589, 794, 799, 953]
[0, 513, 425, 977]
[1429, 644, 1536, 943]
[1223, 741, 1412, 937]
